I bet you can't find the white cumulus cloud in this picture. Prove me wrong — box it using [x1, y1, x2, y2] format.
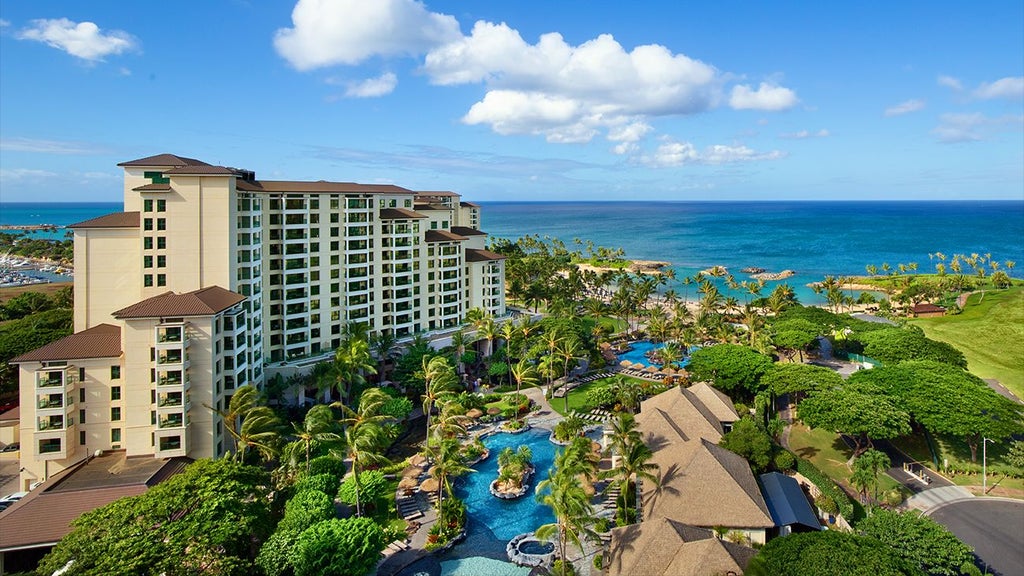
[972, 76, 1024, 100]
[937, 75, 963, 91]
[932, 113, 1024, 143]
[344, 73, 398, 98]
[729, 83, 799, 111]
[17, 18, 137, 61]
[884, 99, 925, 117]
[641, 140, 785, 167]
[780, 129, 829, 139]
[273, 0, 460, 70]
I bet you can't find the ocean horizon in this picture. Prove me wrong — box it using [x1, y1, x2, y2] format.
[3, 200, 1022, 305]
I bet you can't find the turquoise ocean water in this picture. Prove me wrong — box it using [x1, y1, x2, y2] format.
[3, 200, 1022, 303]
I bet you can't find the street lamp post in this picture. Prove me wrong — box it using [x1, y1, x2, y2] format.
[982, 437, 995, 495]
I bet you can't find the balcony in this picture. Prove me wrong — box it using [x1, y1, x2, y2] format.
[36, 392, 73, 414]
[157, 371, 190, 391]
[155, 430, 188, 458]
[155, 324, 187, 345]
[156, 351, 189, 370]
[37, 415, 72, 431]
[36, 367, 74, 389]
[157, 391, 186, 408]
[158, 413, 185, 429]
[36, 436, 69, 460]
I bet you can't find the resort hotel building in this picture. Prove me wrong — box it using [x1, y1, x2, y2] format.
[10, 153, 506, 488]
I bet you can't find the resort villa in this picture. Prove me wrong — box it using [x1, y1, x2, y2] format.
[8, 153, 506, 490]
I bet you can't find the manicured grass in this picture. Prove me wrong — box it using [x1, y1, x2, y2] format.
[909, 286, 1024, 399]
[548, 375, 661, 416]
[787, 424, 904, 496]
[892, 432, 1024, 496]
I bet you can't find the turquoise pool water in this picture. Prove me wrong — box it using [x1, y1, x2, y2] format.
[456, 428, 557, 541]
[616, 340, 694, 368]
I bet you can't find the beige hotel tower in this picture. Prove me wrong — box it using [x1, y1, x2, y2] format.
[12, 153, 505, 487]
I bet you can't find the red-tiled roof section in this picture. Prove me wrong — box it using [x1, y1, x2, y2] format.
[416, 191, 460, 197]
[451, 226, 486, 236]
[0, 453, 190, 551]
[113, 286, 245, 319]
[68, 212, 140, 229]
[425, 230, 467, 243]
[912, 303, 946, 314]
[465, 248, 506, 262]
[460, 201, 480, 207]
[117, 153, 210, 167]
[236, 180, 413, 194]
[0, 405, 18, 422]
[379, 208, 427, 220]
[10, 324, 122, 363]
[164, 165, 237, 175]
[132, 182, 172, 191]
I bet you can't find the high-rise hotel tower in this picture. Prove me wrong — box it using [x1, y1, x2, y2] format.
[12, 153, 505, 487]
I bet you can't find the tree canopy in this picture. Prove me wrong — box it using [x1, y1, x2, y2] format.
[856, 509, 976, 576]
[851, 327, 967, 368]
[719, 416, 774, 473]
[685, 344, 774, 399]
[798, 384, 911, 456]
[761, 363, 842, 399]
[289, 517, 385, 576]
[38, 459, 275, 576]
[748, 530, 920, 576]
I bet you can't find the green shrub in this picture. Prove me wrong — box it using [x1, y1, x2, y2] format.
[773, 450, 796, 471]
[255, 529, 300, 576]
[294, 473, 338, 497]
[796, 457, 854, 519]
[551, 559, 576, 576]
[279, 490, 335, 533]
[289, 518, 384, 576]
[307, 456, 346, 480]
[593, 553, 604, 570]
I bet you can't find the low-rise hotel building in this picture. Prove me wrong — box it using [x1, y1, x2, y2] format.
[10, 153, 505, 488]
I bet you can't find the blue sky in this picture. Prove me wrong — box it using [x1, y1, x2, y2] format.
[1, 1, 1022, 202]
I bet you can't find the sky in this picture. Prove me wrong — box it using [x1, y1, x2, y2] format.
[0, 0, 1022, 202]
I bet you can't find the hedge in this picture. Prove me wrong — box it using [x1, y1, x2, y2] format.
[795, 457, 855, 520]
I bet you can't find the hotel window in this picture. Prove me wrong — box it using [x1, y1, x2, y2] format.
[144, 218, 153, 231]
[144, 236, 153, 249]
[80, 431, 86, 445]
[111, 428, 121, 443]
[144, 256, 153, 268]
[157, 255, 166, 268]
[144, 274, 153, 287]
[111, 407, 121, 421]
[157, 274, 166, 287]
[157, 218, 166, 231]
[80, 388, 86, 402]
[111, 385, 121, 400]
[80, 409, 86, 424]
[157, 236, 166, 249]
[144, 199, 154, 212]
[157, 199, 166, 212]
[144, 171, 169, 184]
[111, 366, 121, 380]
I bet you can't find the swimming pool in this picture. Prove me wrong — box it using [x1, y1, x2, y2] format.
[618, 340, 695, 368]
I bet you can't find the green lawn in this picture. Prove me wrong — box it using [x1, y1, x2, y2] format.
[788, 424, 905, 497]
[892, 432, 1024, 496]
[909, 286, 1024, 399]
[548, 375, 661, 416]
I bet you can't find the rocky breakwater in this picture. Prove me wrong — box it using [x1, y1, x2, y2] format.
[751, 269, 796, 280]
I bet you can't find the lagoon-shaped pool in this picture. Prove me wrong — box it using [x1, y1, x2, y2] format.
[617, 340, 694, 368]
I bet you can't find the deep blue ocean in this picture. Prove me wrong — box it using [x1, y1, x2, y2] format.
[3, 200, 1022, 304]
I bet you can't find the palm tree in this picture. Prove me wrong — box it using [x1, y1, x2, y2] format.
[283, 404, 340, 474]
[477, 316, 499, 358]
[450, 329, 475, 376]
[540, 326, 563, 391]
[557, 336, 583, 413]
[332, 388, 392, 517]
[510, 358, 539, 419]
[500, 320, 518, 385]
[420, 355, 460, 444]
[615, 438, 658, 522]
[209, 385, 282, 462]
[324, 335, 377, 405]
[536, 449, 598, 576]
[429, 436, 473, 523]
[368, 330, 397, 381]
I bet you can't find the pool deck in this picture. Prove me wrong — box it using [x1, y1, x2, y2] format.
[377, 386, 563, 576]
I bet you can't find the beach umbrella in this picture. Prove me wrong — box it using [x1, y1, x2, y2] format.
[632, 362, 646, 370]
[661, 367, 677, 375]
[398, 476, 418, 490]
[409, 453, 428, 468]
[401, 466, 420, 479]
[466, 408, 484, 419]
[420, 477, 440, 493]
[644, 365, 659, 373]
[619, 359, 633, 367]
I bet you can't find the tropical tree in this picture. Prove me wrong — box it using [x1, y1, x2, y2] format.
[536, 449, 598, 576]
[419, 355, 461, 444]
[323, 333, 377, 405]
[857, 509, 975, 576]
[557, 336, 583, 412]
[851, 449, 891, 504]
[210, 385, 283, 463]
[510, 358, 539, 420]
[332, 388, 392, 517]
[798, 385, 911, 457]
[368, 330, 397, 380]
[283, 404, 341, 475]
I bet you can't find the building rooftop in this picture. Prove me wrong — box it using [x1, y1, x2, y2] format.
[379, 208, 427, 220]
[606, 517, 756, 576]
[163, 165, 239, 175]
[10, 324, 122, 363]
[450, 226, 486, 236]
[0, 452, 190, 551]
[424, 230, 467, 243]
[465, 248, 506, 262]
[68, 212, 140, 229]
[758, 472, 822, 531]
[132, 182, 173, 192]
[112, 286, 245, 319]
[236, 180, 413, 194]
[117, 153, 211, 168]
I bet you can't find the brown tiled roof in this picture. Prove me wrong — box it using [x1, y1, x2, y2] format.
[460, 201, 480, 207]
[425, 230, 467, 243]
[68, 212, 140, 229]
[113, 286, 244, 319]
[164, 165, 237, 175]
[0, 452, 189, 551]
[644, 439, 773, 529]
[416, 191, 459, 197]
[606, 517, 755, 576]
[451, 226, 486, 236]
[10, 324, 121, 363]
[379, 208, 427, 220]
[912, 303, 946, 313]
[236, 180, 413, 194]
[465, 248, 506, 262]
[117, 154, 210, 167]
[637, 387, 726, 449]
[0, 406, 18, 422]
[132, 182, 172, 192]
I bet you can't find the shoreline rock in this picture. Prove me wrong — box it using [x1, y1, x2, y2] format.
[752, 269, 796, 280]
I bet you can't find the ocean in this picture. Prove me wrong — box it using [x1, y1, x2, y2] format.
[2, 200, 1022, 304]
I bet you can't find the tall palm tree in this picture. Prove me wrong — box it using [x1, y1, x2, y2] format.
[500, 321, 518, 385]
[557, 336, 583, 413]
[429, 436, 473, 523]
[368, 330, 397, 381]
[540, 326, 563, 391]
[614, 439, 658, 522]
[332, 388, 392, 517]
[283, 404, 340, 474]
[209, 385, 281, 462]
[450, 329, 475, 376]
[536, 449, 598, 576]
[510, 358, 539, 421]
[477, 316, 499, 358]
[324, 336, 377, 405]
[420, 355, 460, 444]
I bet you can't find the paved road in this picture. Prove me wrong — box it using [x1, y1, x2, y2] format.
[928, 499, 1024, 576]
